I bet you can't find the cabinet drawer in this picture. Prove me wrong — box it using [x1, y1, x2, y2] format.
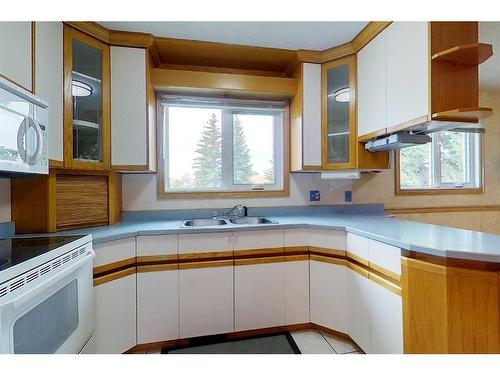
[93, 238, 136, 269]
[136, 235, 178, 258]
[284, 228, 309, 248]
[346, 233, 370, 265]
[234, 230, 284, 252]
[178, 232, 233, 255]
[309, 229, 346, 251]
[368, 240, 401, 277]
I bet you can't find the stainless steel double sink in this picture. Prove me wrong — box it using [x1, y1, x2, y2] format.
[181, 217, 276, 228]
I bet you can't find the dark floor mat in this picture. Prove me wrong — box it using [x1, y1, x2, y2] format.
[164, 333, 300, 354]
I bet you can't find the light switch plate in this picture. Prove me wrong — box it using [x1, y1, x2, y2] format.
[310, 190, 320, 201]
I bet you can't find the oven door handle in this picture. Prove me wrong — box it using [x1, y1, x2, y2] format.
[0, 250, 95, 309]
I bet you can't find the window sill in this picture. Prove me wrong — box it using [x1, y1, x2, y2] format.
[157, 189, 290, 200]
[395, 187, 483, 196]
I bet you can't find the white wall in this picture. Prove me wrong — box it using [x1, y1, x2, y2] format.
[0, 179, 10, 223]
[122, 173, 350, 211]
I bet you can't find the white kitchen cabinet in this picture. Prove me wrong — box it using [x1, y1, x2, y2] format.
[235, 261, 286, 331]
[179, 265, 234, 338]
[284, 228, 309, 248]
[357, 28, 387, 137]
[386, 22, 429, 129]
[136, 234, 179, 344]
[110, 46, 154, 171]
[347, 267, 371, 353]
[233, 229, 284, 252]
[94, 273, 136, 354]
[179, 232, 233, 255]
[136, 234, 178, 258]
[137, 268, 179, 344]
[291, 62, 321, 171]
[308, 229, 346, 251]
[346, 232, 370, 263]
[93, 238, 136, 269]
[0, 22, 32, 91]
[285, 259, 309, 325]
[368, 239, 401, 276]
[35, 21, 64, 162]
[370, 277, 403, 354]
[302, 63, 322, 167]
[310, 260, 348, 333]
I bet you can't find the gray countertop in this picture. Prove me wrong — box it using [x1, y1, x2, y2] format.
[54, 209, 500, 263]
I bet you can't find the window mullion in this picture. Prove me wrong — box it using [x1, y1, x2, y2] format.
[433, 134, 441, 188]
[221, 108, 233, 190]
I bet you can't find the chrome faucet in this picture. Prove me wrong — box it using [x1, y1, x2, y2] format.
[223, 205, 248, 219]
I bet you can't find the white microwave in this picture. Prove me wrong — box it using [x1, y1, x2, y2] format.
[0, 77, 48, 175]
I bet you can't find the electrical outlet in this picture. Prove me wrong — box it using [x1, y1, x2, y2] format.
[344, 190, 352, 203]
[309, 190, 320, 201]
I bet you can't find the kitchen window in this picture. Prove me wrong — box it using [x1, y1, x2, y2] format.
[397, 131, 482, 194]
[159, 95, 288, 197]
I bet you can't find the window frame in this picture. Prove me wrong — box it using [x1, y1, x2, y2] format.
[156, 94, 290, 199]
[395, 132, 484, 196]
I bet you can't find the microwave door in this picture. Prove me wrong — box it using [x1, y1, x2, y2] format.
[0, 105, 33, 174]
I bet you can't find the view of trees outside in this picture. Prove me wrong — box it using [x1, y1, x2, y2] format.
[167, 106, 276, 191]
[0, 146, 19, 161]
[400, 132, 471, 189]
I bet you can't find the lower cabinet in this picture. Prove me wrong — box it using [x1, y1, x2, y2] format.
[347, 266, 372, 353]
[370, 278, 403, 354]
[235, 261, 286, 331]
[137, 267, 179, 344]
[94, 271, 137, 354]
[285, 259, 310, 325]
[310, 260, 348, 333]
[179, 265, 234, 338]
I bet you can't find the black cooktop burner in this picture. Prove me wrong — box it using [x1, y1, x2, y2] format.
[0, 235, 85, 272]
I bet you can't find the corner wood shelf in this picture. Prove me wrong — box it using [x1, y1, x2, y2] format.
[431, 43, 493, 65]
[431, 107, 493, 122]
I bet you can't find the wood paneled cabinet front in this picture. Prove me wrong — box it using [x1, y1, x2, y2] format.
[63, 25, 111, 170]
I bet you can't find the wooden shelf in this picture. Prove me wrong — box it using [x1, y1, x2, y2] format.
[432, 43, 493, 65]
[431, 107, 493, 122]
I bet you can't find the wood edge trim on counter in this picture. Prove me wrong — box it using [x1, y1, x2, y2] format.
[310, 254, 347, 266]
[136, 254, 178, 264]
[233, 247, 285, 258]
[137, 264, 178, 273]
[178, 259, 233, 270]
[179, 251, 234, 261]
[93, 267, 136, 286]
[402, 250, 500, 271]
[284, 245, 309, 254]
[234, 256, 286, 266]
[385, 205, 500, 215]
[285, 254, 310, 262]
[93, 257, 136, 276]
[401, 256, 446, 275]
[308, 246, 346, 257]
[369, 271, 402, 296]
[346, 251, 370, 266]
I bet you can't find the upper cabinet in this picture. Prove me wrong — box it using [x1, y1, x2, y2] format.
[110, 46, 156, 172]
[322, 56, 357, 169]
[321, 56, 389, 170]
[63, 26, 111, 170]
[35, 22, 64, 163]
[0, 22, 33, 92]
[290, 62, 322, 171]
[358, 21, 493, 144]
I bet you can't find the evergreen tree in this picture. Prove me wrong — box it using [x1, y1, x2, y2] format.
[264, 159, 275, 183]
[233, 116, 254, 184]
[192, 113, 222, 188]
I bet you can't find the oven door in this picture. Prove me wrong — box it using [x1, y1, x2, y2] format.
[0, 250, 94, 354]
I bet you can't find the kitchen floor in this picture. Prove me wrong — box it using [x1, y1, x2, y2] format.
[145, 330, 363, 354]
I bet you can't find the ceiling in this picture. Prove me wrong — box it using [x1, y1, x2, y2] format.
[99, 22, 368, 51]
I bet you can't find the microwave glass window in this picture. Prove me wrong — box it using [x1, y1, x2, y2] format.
[0, 107, 26, 164]
[71, 39, 103, 162]
[13, 279, 79, 354]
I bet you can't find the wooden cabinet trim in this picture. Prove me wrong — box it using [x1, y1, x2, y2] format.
[179, 251, 234, 261]
[178, 260, 233, 270]
[93, 257, 136, 276]
[136, 254, 178, 264]
[233, 247, 284, 258]
[308, 246, 346, 257]
[137, 264, 178, 273]
[93, 267, 136, 286]
[234, 256, 286, 266]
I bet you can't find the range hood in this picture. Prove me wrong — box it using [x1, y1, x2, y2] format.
[365, 133, 431, 152]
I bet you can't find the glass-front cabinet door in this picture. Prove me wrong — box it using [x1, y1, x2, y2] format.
[321, 55, 357, 169]
[63, 26, 110, 170]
